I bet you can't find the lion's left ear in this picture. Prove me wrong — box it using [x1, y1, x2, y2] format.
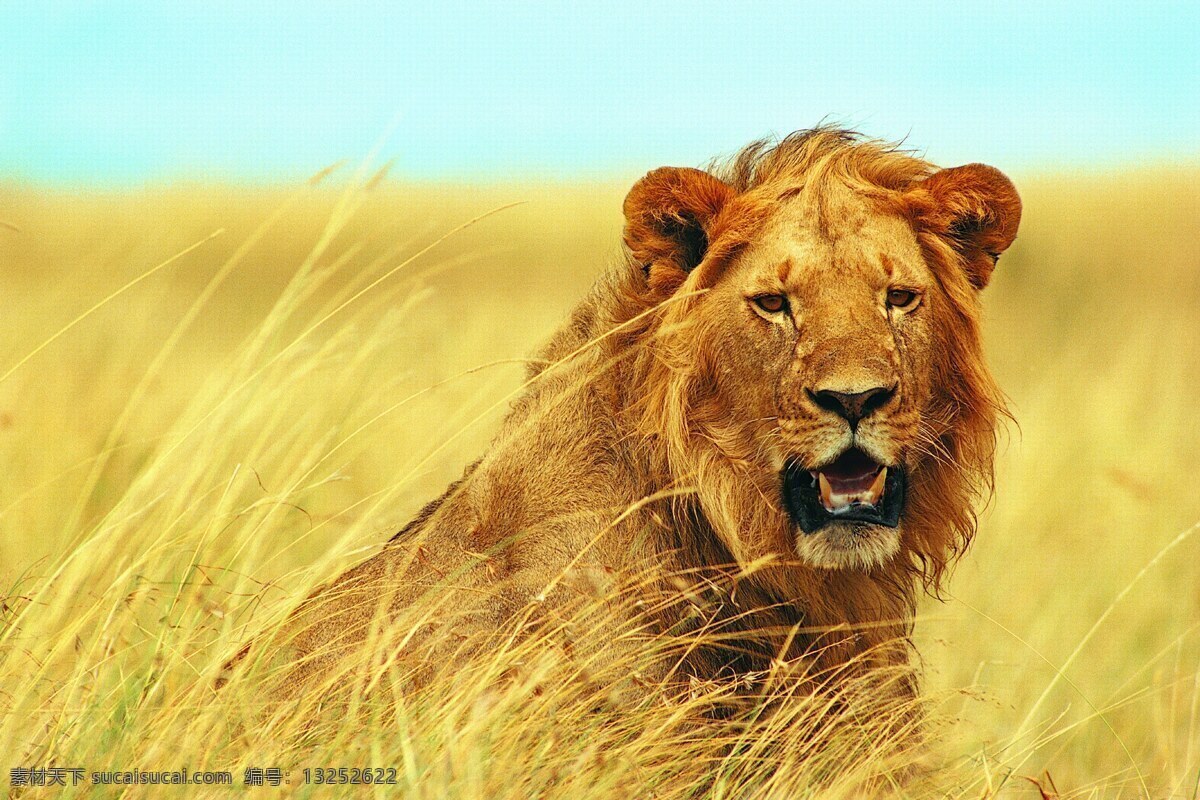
[623, 166, 735, 295]
[911, 164, 1022, 289]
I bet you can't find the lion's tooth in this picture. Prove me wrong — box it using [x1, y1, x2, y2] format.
[866, 467, 887, 505]
[818, 473, 834, 511]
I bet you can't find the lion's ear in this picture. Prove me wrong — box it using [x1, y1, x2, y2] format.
[914, 164, 1022, 289]
[622, 167, 734, 293]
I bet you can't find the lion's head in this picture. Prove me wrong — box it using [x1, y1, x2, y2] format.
[621, 129, 1020, 586]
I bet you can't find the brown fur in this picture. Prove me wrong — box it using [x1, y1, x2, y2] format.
[231, 127, 1021, 704]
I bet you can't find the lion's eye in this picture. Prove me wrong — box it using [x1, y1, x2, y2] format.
[752, 294, 789, 314]
[886, 289, 919, 309]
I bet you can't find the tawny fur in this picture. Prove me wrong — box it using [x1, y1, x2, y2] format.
[230, 127, 1021, 704]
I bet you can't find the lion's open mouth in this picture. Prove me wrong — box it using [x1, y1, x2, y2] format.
[781, 449, 906, 534]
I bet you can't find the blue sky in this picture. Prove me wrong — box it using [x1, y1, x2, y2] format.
[2, 1, 1197, 185]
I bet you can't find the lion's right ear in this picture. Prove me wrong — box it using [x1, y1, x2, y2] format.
[622, 167, 734, 294]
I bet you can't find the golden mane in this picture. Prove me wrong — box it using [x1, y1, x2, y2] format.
[603, 128, 1007, 596]
[712, 127, 932, 196]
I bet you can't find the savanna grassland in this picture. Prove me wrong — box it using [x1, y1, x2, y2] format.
[0, 164, 1197, 798]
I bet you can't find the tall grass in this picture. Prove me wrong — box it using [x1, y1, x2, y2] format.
[0, 165, 1197, 797]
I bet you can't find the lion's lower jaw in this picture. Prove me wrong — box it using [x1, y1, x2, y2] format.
[794, 524, 902, 571]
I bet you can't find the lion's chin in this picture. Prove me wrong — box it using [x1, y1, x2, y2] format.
[794, 523, 902, 571]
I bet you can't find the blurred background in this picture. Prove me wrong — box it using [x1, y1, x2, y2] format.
[1, 2, 1198, 795]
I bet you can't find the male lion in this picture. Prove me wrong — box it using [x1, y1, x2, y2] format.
[232, 127, 1020, 706]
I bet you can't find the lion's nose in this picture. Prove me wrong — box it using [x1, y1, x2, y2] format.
[807, 385, 896, 426]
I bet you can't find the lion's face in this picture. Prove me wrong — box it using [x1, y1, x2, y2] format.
[624, 146, 1020, 574]
[701, 186, 936, 568]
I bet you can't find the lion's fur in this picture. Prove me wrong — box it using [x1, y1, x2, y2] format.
[234, 127, 1020, 704]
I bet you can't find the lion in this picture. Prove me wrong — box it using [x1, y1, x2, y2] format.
[227, 127, 1021, 709]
